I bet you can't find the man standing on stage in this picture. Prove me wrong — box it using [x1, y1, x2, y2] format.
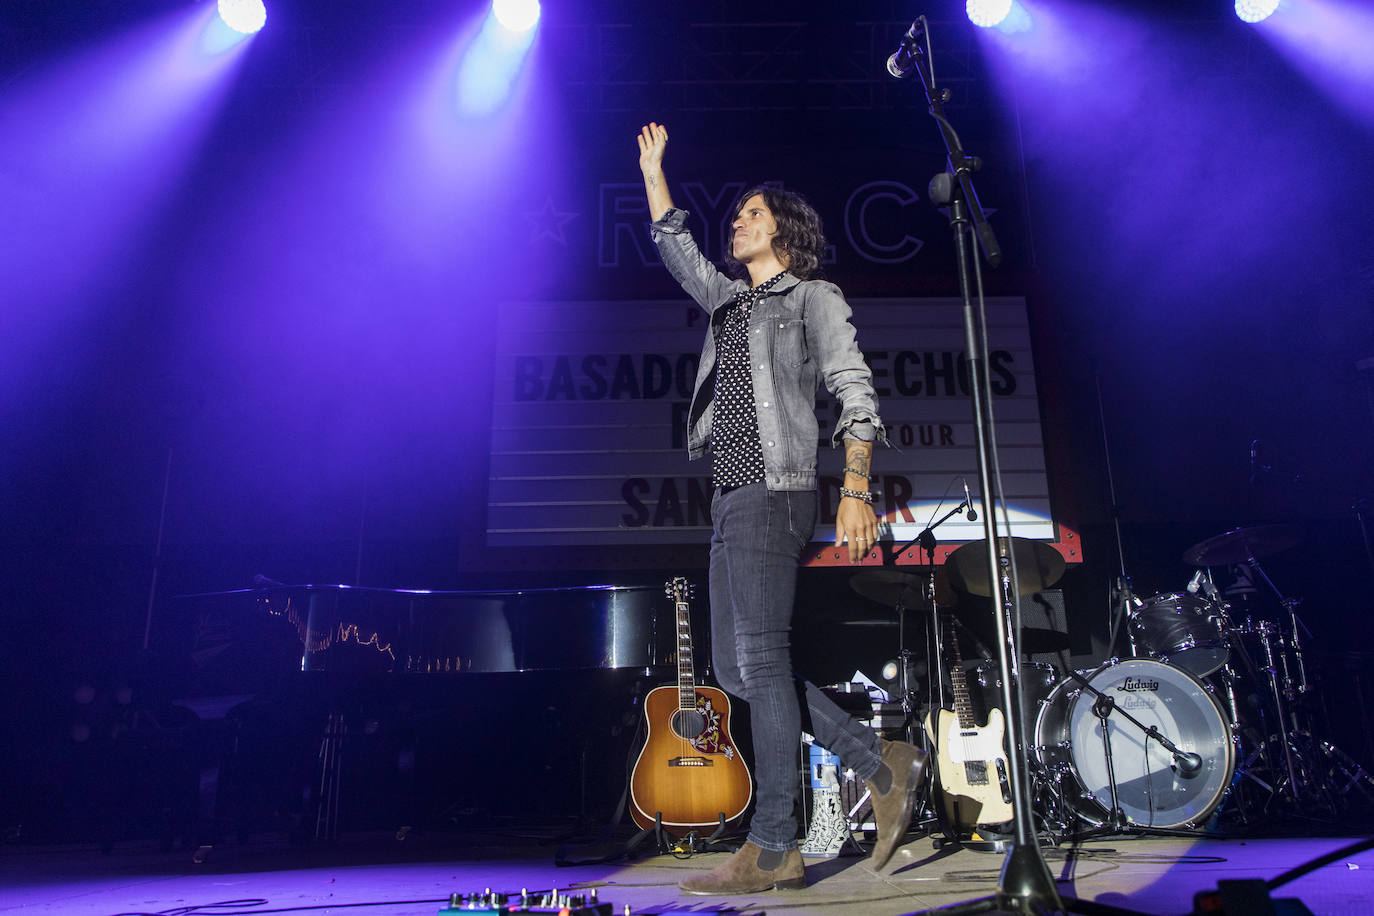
[636, 121, 927, 894]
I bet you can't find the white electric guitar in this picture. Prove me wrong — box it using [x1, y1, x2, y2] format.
[924, 616, 1014, 829]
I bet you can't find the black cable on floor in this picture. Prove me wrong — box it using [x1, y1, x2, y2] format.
[1265, 834, 1374, 891]
[111, 898, 450, 916]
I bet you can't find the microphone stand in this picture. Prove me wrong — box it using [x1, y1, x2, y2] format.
[893, 499, 970, 747]
[890, 17, 1063, 915]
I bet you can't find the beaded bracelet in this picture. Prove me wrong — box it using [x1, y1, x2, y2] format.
[839, 486, 875, 503]
[842, 466, 873, 481]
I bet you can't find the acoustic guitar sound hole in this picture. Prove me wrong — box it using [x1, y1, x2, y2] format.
[671, 709, 706, 739]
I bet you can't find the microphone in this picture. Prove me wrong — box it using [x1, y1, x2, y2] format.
[886, 19, 925, 80]
[1186, 569, 1205, 595]
[962, 478, 978, 521]
[1174, 751, 1204, 778]
[1249, 439, 1259, 484]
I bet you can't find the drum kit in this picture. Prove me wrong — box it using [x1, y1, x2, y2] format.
[849, 524, 1374, 841]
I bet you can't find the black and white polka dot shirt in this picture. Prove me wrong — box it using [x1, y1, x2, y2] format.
[710, 271, 787, 489]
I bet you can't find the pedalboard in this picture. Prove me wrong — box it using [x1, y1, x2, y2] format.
[438, 887, 611, 916]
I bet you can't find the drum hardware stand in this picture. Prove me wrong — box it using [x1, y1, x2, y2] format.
[892, 495, 974, 728]
[1355, 497, 1374, 581]
[890, 501, 984, 849]
[1092, 359, 1142, 665]
[1203, 552, 1374, 824]
[1233, 553, 1310, 805]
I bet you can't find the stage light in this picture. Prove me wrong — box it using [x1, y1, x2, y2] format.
[967, 0, 1013, 28]
[457, 5, 539, 117]
[492, 0, 540, 33]
[217, 0, 266, 35]
[1235, 0, 1280, 22]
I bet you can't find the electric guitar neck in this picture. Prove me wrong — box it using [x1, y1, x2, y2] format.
[924, 614, 1014, 829]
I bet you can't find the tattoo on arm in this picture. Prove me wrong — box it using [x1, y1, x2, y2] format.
[844, 441, 872, 483]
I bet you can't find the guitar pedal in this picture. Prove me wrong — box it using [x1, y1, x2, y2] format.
[438, 887, 612, 916]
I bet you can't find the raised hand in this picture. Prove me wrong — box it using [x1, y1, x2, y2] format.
[637, 122, 668, 176]
[638, 122, 673, 221]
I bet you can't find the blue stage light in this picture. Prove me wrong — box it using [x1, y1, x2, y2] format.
[217, 0, 266, 35]
[967, 0, 1013, 28]
[492, 0, 541, 33]
[1235, 0, 1280, 22]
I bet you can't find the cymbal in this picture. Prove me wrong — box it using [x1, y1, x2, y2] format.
[945, 537, 1066, 597]
[849, 568, 953, 608]
[1019, 627, 1072, 654]
[1182, 524, 1299, 566]
[838, 619, 899, 627]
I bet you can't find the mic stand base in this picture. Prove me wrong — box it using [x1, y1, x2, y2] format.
[934, 835, 1012, 855]
[1056, 820, 1226, 844]
[913, 843, 1067, 915]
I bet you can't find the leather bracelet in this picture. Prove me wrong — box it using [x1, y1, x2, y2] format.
[839, 486, 875, 504]
[842, 466, 873, 481]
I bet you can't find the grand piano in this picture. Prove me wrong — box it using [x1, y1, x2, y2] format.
[164, 582, 686, 839]
[173, 581, 678, 681]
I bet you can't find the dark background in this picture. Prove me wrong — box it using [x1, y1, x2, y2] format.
[2, 0, 1372, 841]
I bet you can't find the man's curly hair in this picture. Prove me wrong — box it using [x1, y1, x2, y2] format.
[723, 186, 827, 281]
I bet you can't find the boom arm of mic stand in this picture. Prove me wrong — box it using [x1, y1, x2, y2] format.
[907, 51, 1001, 268]
[893, 500, 968, 559]
[1065, 670, 1193, 760]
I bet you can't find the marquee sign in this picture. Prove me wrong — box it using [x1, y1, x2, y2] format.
[488, 296, 1072, 564]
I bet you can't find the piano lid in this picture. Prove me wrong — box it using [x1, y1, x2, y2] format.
[173, 583, 676, 675]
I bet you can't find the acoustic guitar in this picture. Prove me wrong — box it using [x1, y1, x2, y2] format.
[924, 614, 1014, 830]
[628, 577, 752, 837]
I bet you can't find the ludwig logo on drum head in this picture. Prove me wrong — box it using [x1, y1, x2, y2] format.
[1116, 676, 1160, 692]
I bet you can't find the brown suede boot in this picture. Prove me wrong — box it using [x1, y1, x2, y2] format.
[865, 739, 928, 870]
[678, 841, 806, 894]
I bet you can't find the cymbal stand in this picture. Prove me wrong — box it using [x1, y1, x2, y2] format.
[1355, 497, 1374, 581]
[1245, 554, 1307, 800]
[894, 498, 974, 730]
[898, 504, 1007, 851]
[1227, 555, 1374, 820]
[1093, 361, 1143, 662]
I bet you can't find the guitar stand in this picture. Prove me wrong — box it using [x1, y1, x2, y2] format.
[625, 812, 741, 858]
[624, 813, 670, 858]
[697, 813, 739, 853]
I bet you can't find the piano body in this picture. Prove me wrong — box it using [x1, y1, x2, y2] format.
[163, 583, 685, 836]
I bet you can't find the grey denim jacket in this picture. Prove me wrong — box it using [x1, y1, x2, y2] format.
[650, 208, 885, 492]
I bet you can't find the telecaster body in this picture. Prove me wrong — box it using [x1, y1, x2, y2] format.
[927, 612, 1015, 830]
[925, 706, 1014, 827]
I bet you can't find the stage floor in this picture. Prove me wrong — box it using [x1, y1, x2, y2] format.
[1, 829, 1370, 916]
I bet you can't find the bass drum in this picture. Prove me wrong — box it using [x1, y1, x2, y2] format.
[965, 660, 1058, 727]
[1034, 658, 1234, 829]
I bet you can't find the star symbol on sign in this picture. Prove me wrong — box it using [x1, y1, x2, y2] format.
[525, 197, 578, 245]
